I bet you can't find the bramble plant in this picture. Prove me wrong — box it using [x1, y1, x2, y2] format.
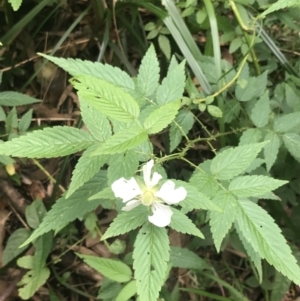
[1, 44, 300, 300]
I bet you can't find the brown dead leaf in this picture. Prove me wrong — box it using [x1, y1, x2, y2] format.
[26, 180, 46, 200]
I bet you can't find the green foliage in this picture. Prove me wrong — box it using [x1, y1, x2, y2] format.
[133, 223, 169, 301]
[235, 200, 300, 285]
[8, 0, 22, 11]
[261, 0, 300, 16]
[0, 126, 94, 158]
[0, 92, 41, 106]
[77, 254, 132, 283]
[116, 280, 137, 301]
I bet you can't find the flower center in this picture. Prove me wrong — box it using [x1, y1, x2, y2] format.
[141, 190, 155, 206]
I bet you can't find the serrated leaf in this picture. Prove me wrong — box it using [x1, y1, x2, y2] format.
[107, 150, 139, 185]
[264, 132, 281, 171]
[235, 199, 300, 285]
[210, 142, 267, 180]
[102, 206, 148, 240]
[18, 109, 33, 133]
[71, 76, 140, 123]
[133, 223, 169, 301]
[261, 0, 300, 16]
[229, 175, 287, 197]
[224, 99, 241, 123]
[134, 140, 153, 161]
[235, 71, 268, 102]
[3, 228, 31, 265]
[250, 90, 270, 128]
[92, 126, 148, 155]
[0, 126, 94, 158]
[18, 265, 50, 300]
[170, 208, 204, 238]
[116, 280, 137, 301]
[0, 92, 41, 106]
[21, 172, 108, 246]
[274, 112, 300, 133]
[144, 101, 181, 134]
[8, 0, 22, 10]
[169, 109, 194, 152]
[137, 45, 160, 98]
[173, 180, 221, 212]
[235, 226, 263, 283]
[283, 133, 300, 162]
[170, 246, 208, 270]
[66, 146, 108, 198]
[239, 128, 263, 145]
[77, 254, 132, 282]
[189, 161, 219, 197]
[39, 53, 134, 89]
[79, 97, 111, 141]
[209, 191, 238, 252]
[156, 61, 185, 105]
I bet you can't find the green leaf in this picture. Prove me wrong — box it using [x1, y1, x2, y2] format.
[25, 200, 47, 229]
[235, 200, 300, 285]
[239, 128, 263, 145]
[261, 0, 300, 16]
[158, 35, 171, 59]
[156, 60, 185, 105]
[223, 99, 241, 124]
[250, 90, 270, 128]
[66, 146, 108, 198]
[189, 161, 219, 197]
[170, 208, 204, 238]
[210, 142, 267, 180]
[170, 246, 208, 270]
[273, 112, 300, 133]
[79, 97, 111, 141]
[8, 0, 22, 10]
[137, 45, 160, 98]
[77, 254, 132, 282]
[169, 109, 194, 152]
[116, 280, 137, 301]
[264, 132, 281, 171]
[38, 53, 134, 89]
[71, 76, 140, 123]
[18, 261, 50, 300]
[92, 126, 148, 155]
[108, 150, 139, 185]
[209, 191, 238, 252]
[235, 71, 268, 102]
[207, 105, 223, 118]
[229, 175, 287, 197]
[3, 228, 31, 265]
[144, 101, 181, 134]
[270, 272, 291, 301]
[33, 232, 53, 273]
[21, 172, 108, 246]
[0, 126, 94, 158]
[133, 223, 170, 301]
[173, 180, 221, 212]
[18, 109, 33, 133]
[0, 92, 40, 106]
[102, 206, 149, 240]
[134, 140, 153, 161]
[235, 226, 263, 283]
[283, 133, 300, 161]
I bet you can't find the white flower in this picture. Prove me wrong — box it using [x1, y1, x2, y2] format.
[111, 160, 187, 227]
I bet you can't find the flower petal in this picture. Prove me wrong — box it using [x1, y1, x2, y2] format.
[111, 177, 142, 203]
[149, 172, 162, 188]
[155, 180, 187, 205]
[142, 160, 154, 187]
[148, 203, 173, 227]
[122, 199, 141, 211]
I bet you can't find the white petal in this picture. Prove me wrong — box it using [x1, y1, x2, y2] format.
[142, 160, 154, 187]
[111, 177, 142, 203]
[122, 199, 141, 211]
[148, 203, 173, 227]
[155, 180, 187, 205]
[149, 172, 162, 188]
